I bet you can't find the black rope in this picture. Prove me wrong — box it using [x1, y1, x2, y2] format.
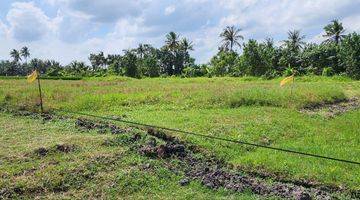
[56, 109, 360, 166]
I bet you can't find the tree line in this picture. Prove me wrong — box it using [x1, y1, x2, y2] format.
[1, 20, 360, 79]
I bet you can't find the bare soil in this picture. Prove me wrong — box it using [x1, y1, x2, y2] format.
[301, 98, 360, 118]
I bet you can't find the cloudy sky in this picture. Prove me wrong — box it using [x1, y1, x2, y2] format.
[0, 0, 360, 64]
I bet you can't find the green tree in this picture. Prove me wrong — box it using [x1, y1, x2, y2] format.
[323, 20, 345, 45]
[280, 30, 306, 73]
[89, 52, 106, 71]
[210, 51, 238, 76]
[283, 30, 306, 52]
[241, 39, 276, 76]
[301, 43, 340, 75]
[339, 33, 360, 79]
[220, 26, 244, 52]
[10, 49, 21, 63]
[165, 32, 180, 52]
[122, 50, 139, 78]
[20, 46, 30, 64]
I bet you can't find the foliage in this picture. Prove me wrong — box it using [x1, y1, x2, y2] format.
[339, 33, 360, 79]
[322, 67, 333, 77]
[1, 20, 360, 79]
[210, 51, 238, 76]
[323, 19, 346, 45]
[219, 26, 244, 52]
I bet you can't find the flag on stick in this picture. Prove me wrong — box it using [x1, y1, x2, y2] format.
[26, 70, 43, 113]
[27, 70, 38, 83]
[280, 75, 294, 87]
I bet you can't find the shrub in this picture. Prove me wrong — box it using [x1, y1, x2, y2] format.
[283, 66, 294, 76]
[322, 67, 333, 77]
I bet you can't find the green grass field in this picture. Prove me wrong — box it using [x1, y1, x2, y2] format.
[1, 76, 359, 198]
[0, 113, 262, 199]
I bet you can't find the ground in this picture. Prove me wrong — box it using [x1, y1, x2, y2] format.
[0, 76, 359, 199]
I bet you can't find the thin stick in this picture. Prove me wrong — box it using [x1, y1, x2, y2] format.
[37, 73, 44, 113]
[290, 75, 295, 96]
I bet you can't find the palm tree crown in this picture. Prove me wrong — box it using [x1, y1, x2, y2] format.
[21, 46, 30, 63]
[137, 44, 146, 58]
[10, 49, 21, 63]
[220, 26, 244, 52]
[284, 30, 306, 52]
[180, 38, 194, 52]
[165, 32, 180, 52]
[323, 19, 345, 45]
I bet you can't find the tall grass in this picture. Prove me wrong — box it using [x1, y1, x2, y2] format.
[0, 76, 351, 112]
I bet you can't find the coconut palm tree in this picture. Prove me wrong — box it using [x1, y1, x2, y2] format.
[180, 38, 194, 52]
[284, 30, 306, 52]
[165, 32, 179, 52]
[137, 43, 146, 58]
[10, 49, 21, 63]
[323, 20, 345, 45]
[220, 26, 244, 52]
[20, 46, 30, 63]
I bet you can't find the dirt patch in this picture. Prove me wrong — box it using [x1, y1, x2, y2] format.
[301, 98, 360, 118]
[33, 144, 78, 157]
[109, 128, 357, 200]
[76, 118, 130, 134]
[139, 143, 186, 159]
[55, 144, 77, 153]
[34, 147, 48, 157]
[1, 109, 357, 199]
[72, 117, 357, 199]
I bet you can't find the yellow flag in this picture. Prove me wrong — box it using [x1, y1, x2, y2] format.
[280, 75, 294, 87]
[27, 70, 38, 83]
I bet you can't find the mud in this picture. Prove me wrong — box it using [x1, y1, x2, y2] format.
[301, 98, 360, 118]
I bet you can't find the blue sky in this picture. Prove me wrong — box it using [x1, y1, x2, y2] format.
[0, 0, 360, 64]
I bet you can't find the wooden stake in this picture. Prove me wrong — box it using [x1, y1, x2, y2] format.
[37, 73, 44, 113]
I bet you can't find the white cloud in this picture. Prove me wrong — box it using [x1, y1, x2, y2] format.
[63, 0, 147, 23]
[164, 5, 176, 16]
[0, 20, 8, 37]
[6, 2, 56, 42]
[1, 0, 360, 64]
[343, 15, 360, 32]
[55, 9, 95, 43]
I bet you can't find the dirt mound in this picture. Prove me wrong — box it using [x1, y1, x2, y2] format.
[33, 144, 77, 157]
[139, 143, 186, 158]
[34, 147, 48, 157]
[118, 128, 355, 199]
[301, 98, 360, 118]
[55, 144, 77, 153]
[72, 117, 357, 199]
[75, 118, 129, 134]
[5, 110, 356, 199]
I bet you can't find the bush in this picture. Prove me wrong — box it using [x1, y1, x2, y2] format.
[322, 67, 333, 77]
[283, 66, 294, 76]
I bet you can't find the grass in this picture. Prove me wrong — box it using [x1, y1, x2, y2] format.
[0, 113, 259, 199]
[0, 76, 359, 193]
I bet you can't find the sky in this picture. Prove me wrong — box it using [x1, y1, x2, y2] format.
[0, 0, 360, 65]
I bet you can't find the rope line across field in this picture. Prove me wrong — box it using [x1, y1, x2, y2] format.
[55, 109, 360, 166]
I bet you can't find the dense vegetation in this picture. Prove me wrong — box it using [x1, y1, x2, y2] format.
[1, 20, 360, 79]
